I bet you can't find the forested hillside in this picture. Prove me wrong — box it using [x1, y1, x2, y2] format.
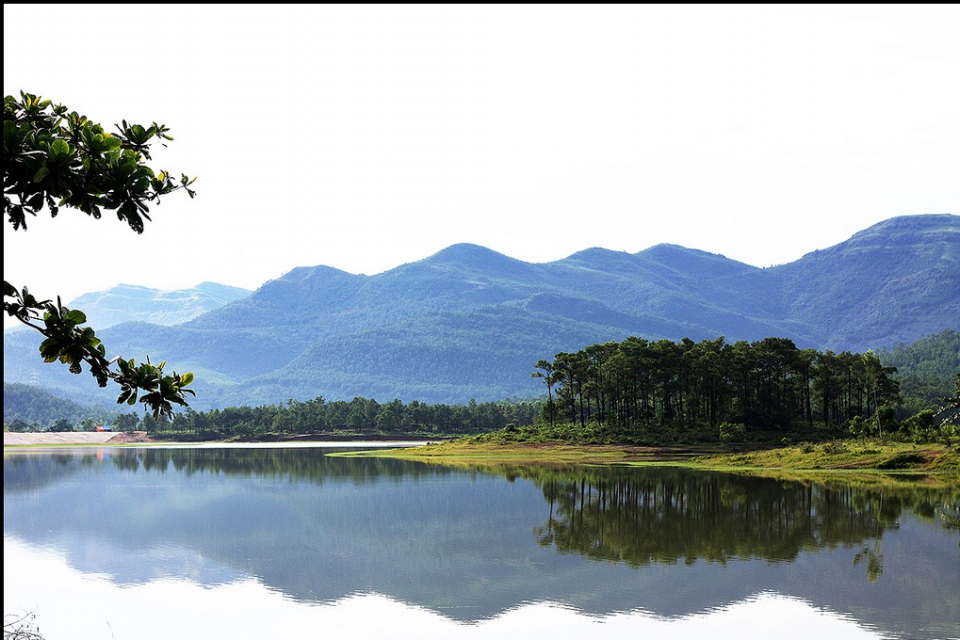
[4, 214, 957, 409]
[3, 383, 116, 430]
[881, 329, 960, 413]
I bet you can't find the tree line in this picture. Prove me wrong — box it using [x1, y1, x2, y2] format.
[532, 336, 907, 442]
[129, 396, 543, 440]
[3, 387, 543, 439]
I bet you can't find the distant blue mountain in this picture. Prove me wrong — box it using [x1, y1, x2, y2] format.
[6, 282, 253, 330]
[4, 214, 957, 409]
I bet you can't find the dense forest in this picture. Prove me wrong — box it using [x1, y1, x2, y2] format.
[528, 336, 909, 443]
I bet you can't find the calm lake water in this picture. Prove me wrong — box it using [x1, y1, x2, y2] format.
[4, 444, 959, 640]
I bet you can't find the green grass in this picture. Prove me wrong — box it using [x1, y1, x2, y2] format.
[336, 439, 960, 487]
[691, 441, 959, 472]
[339, 440, 718, 466]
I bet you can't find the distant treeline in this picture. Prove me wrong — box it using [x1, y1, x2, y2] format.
[4, 386, 543, 439]
[137, 396, 544, 440]
[532, 336, 905, 442]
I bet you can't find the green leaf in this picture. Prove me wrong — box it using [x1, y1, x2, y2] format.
[101, 134, 122, 151]
[39, 338, 61, 362]
[50, 138, 70, 159]
[33, 166, 50, 183]
[80, 327, 101, 348]
[64, 309, 87, 325]
[3, 120, 18, 145]
[118, 161, 137, 177]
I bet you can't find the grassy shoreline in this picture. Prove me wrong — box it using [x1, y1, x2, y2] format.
[337, 439, 960, 484]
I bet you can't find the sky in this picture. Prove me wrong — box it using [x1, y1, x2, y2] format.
[4, 4, 958, 318]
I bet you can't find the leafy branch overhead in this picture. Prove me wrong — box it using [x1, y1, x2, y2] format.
[3, 91, 197, 418]
[3, 91, 196, 232]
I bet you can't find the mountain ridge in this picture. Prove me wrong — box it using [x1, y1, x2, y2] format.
[49, 282, 251, 330]
[4, 213, 957, 410]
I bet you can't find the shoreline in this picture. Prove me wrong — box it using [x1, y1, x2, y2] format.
[3, 431, 155, 446]
[339, 439, 960, 478]
[6, 433, 958, 484]
[2, 431, 435, 448]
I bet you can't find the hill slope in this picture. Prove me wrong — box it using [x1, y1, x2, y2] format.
[4, 214, 957, 409]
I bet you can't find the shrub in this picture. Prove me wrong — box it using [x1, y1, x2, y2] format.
[820, 440, 847, 455]
[875, 452, 927, 469]
[847, 416, 868, 437]
[718, 422, 746, 443]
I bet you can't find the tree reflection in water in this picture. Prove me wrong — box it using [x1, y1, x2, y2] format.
[507, 466, 959, 579]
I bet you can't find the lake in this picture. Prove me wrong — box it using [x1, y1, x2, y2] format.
[4, 444, 959, 640]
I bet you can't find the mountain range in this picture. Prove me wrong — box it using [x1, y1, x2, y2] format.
[4, 213, 957, 411]
[4, 281, 251, 331]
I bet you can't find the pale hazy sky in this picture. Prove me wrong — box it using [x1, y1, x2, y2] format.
[4, 4, 958, 314]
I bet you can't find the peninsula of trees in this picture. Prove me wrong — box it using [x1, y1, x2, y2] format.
[532, 336, 904, 443]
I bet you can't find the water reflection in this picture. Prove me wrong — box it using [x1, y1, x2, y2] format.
[522, 466, 959, 572]
[4, 447, 959, 640]
[1, 540, 887, 640]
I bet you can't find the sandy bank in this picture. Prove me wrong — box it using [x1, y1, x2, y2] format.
[4, 431, 155, 446]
